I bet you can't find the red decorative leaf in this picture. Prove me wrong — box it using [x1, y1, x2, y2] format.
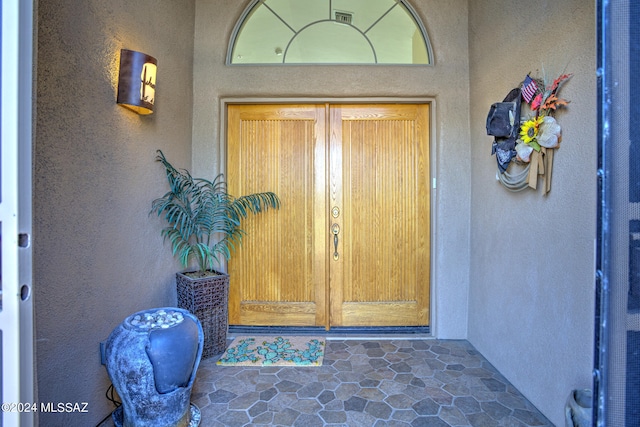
[531, 93, 543, 110]
[550, 73, 573, 92]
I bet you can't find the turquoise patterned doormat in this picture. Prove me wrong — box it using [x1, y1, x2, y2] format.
[216, 336, 325, 366]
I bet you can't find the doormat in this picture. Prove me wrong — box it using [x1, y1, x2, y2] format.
[216, 336, 325, 366]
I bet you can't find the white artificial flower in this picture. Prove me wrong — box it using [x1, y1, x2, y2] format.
[516, 141, 534, 162]
[537, 116, 562, 148]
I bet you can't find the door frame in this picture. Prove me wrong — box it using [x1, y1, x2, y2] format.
[1, 0, 35, 426]
[219, 97, 439, 335]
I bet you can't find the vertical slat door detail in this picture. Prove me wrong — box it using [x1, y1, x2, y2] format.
[331, 105, 430, 326]
[227, 103, 429, 328]
[227, 105, 328, 326]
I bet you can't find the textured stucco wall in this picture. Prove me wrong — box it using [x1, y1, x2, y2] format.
[35, 1, 195, 425]
[193, 0, 472, 339]
[467, 1, 596, 425]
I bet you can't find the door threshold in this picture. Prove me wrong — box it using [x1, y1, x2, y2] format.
[228, 325, 431, 339]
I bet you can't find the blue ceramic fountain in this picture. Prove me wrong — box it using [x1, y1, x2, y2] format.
[104, 307, 203, 427]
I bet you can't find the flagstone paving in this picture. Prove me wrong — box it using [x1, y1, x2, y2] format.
[190, 339, 554, 427]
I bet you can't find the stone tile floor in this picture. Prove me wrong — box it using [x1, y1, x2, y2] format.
[189, 338, 554, 427]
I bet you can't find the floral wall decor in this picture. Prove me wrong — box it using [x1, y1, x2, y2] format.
[487, 72, 572, 194]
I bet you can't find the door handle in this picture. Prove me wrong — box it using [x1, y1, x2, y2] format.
[331, 223, 340, 260]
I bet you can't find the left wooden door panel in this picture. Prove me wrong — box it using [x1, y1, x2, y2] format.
[227, 104, 328, 327]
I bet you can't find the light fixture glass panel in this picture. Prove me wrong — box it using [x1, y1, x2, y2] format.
[366, 2, 429, 64]
[265, 0, 329, 32]
[140, 62, 156, 106]
[332, 0, 394, 32]
[285, 22, 374, 63]
[232, 3, 294, 63]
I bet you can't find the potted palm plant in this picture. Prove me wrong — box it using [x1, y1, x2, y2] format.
[150, 150, 280, 357]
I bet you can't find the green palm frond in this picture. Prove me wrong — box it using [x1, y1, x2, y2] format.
[150, 150, 280, 273]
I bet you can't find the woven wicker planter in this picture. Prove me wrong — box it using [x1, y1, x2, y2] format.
[176, 271, 229, 358]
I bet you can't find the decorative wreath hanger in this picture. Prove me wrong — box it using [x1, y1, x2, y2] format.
[486, 72, 572, 194]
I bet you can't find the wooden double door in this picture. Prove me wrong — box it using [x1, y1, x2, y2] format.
[227, 103, 430, 329]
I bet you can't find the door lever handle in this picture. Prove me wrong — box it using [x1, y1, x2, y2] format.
[331, 223, 340, 260]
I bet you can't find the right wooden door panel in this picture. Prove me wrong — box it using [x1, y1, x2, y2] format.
[329, 104, 430, 326]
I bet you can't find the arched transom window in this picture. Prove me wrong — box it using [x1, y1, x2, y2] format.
[228, 0, 433, 65]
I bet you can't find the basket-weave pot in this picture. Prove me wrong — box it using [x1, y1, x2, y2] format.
[176, 272, 230, 358]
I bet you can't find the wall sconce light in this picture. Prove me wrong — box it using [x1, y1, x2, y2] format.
[117, 49, 157, 115]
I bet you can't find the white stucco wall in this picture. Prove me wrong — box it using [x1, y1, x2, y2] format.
[35, 1, 195, 425]
[467, 1, 596, 425]
[192, 0, 472, 339]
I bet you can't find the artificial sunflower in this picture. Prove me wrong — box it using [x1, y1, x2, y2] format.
[519, 116, 544, 151]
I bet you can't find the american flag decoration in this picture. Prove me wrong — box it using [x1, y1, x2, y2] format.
[521, 75, 538, 104]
